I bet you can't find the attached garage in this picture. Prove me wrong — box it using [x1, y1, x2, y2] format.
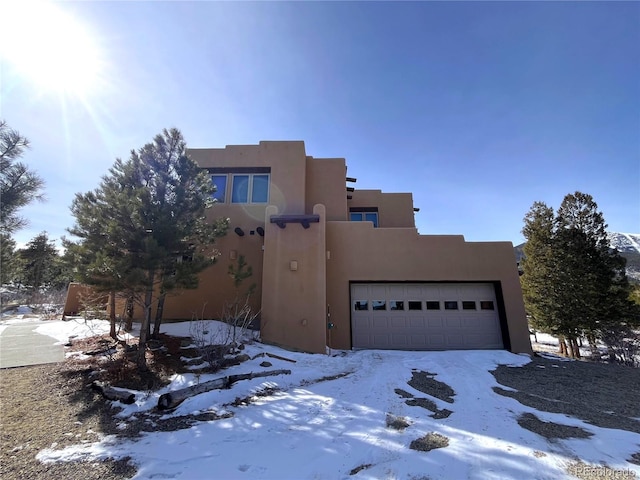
[350, 282, 506, 350]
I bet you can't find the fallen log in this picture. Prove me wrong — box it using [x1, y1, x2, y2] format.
[252, 352, 297, 363]
[157, 369, 291, 410]
[90, 381, 136, 404]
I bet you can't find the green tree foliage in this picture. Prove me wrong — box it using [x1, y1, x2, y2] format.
[0, 233, 19, 285]
[67, 128, 228, 369]
[18, 231, 58, 293]
[0, 120, 44, 234]
[521, 192, 638, 359]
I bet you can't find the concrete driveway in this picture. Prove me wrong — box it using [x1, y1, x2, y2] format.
[0, 321, 65, 369]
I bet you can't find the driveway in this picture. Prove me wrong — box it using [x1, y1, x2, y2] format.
[0, 321, 65, 369]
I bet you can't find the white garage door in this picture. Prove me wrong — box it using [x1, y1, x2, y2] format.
[351, 283, 504, 350]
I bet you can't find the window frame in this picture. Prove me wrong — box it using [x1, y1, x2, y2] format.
[349, 208, 379, 227]
[211, 174, 228, 203]
[228, 173, 270, 204]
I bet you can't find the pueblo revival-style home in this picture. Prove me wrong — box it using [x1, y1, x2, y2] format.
[66, 141, 532, 354]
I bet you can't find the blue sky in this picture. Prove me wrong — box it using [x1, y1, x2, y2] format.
[1, 1, 638, 248]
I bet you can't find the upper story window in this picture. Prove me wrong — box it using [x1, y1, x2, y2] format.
[232, 174, 269, 204]
[208, 168, 270, 204]
[211, 175, 227, 202]
[350, 208, 378, 227]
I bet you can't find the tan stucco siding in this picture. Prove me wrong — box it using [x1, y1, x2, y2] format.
[325, 222, 532, 353]
[348, 190, 415, 228]
[260, 205, 327, 354]
[189, 141, 308, 215]
[305, 157, 348, 221]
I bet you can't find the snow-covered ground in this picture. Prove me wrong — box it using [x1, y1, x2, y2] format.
[2, 316, 638, 479]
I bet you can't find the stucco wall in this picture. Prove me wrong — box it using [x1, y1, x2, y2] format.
[305, 157, 348, 221]
[347, 190, 416, 228]
[325, 222, 532, 353]
[189, 141, 308, 215]
[260, 205, 327, 354]
[63, 283, 106, 316]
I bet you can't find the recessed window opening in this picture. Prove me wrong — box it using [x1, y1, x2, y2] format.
[408, 301, 423, 310]
[372, 300, 386, 311]
[211, 175, 227, 202]
[354, 301, 368, 311]
[444, 301, 458, 310]
[462, 301, 477, 310]
[210, 172, 269, 204]
[349, 208, 379, 227]
[480, 301, 495, 310]
[390, 301, 404, 311]
[426, 301, 440, 310]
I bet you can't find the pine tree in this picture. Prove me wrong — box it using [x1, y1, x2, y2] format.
[0, 120, 44, 234]
[520, 192, 637, 359]
[67, 128, 228, 370]
[19, 232, 58, 294]
[0, 234, 18, 285]
[520, 202, 556, 333]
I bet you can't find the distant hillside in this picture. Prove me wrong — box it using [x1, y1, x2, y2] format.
[515, 232, 640, 283]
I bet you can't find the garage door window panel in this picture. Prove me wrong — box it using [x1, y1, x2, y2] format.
[444, 301, 458, 310]
[408, 301, 423, 310]
[390, 301, 404, 311]
[426, 301, 440, 310]
[480, 301, 495, 310]
[462, 301, 477, 310]
[372, 301, 386, 311]
[354, 301, 368, 311]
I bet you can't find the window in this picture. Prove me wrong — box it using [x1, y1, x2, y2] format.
[462, 301, 477, 310]
[231, 174, 270, 204]
[408, 301, 423, 310]
[354, 301, 368, 311]
[372, 300, 386, 311]
[350, 209, 379, 227]
[390, 301, 404, 311]
[252, 174, 269, 203]
[444, 301, 458, 310]
[211, 175, 227, 202]
[480, 301, 495, 310]
[426, 301, 440, 310]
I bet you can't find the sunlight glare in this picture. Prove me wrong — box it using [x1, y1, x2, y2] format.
[1, 1, 105, 97]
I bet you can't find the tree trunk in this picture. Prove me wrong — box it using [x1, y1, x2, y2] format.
[157, 369, 291, 410]
[152, 293, 166, 339]
[109, 290, 117, 340]
[572, 338, 581, 358]
[125, 295, 134, 332]
[559, 336, 568, 356]
[91, 381, 135, 404]
[137, 273, 154, 371]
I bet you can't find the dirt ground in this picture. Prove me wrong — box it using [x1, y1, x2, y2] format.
[0, 363, 136, 480]
[492, 354, 640, 435]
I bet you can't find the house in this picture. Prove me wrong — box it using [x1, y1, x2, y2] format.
[68, 140, 532, 355]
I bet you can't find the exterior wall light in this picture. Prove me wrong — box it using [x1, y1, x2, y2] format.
[234, 227, 245, 236]
[256, 226, 265, 236]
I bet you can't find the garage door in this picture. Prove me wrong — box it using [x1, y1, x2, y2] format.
[351, 283, 504, 350]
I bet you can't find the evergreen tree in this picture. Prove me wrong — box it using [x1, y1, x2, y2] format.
[67, 128, 228, 370]
[0, 233, 18, 285]
[521, 192, 637, 358]
[19, 232, 58, 294]
[0, 120, 45, 234]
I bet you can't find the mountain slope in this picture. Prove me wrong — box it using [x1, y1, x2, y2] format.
[515, 232, 640, 282]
